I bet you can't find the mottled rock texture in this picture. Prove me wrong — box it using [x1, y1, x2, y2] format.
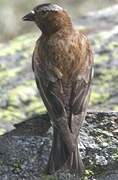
[0, 112, 118, 180]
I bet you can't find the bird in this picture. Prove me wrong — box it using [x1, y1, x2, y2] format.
[23, 3, 93, 176]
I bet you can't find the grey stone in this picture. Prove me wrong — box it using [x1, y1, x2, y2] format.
[0, 112, 118, 179]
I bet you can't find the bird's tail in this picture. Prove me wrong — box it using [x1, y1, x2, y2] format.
[45, 127, 84, 176]
[45, 127, 69, 174]
[67, 145, 85, 176]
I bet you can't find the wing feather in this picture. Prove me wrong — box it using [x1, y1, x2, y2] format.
[32, 41, 76, 153]
[70, 38, 93, 135]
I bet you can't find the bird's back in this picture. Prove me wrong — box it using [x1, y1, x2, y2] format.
[37, 30, 89, 81]
[33, 29, 92, 118]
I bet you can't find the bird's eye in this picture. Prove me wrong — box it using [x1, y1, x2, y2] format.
[41, 10, 49, 16]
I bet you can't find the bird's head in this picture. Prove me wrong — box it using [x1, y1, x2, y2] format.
[22, 3, 72, 35]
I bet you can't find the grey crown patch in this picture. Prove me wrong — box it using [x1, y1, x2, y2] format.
[35, 4, 63, 12]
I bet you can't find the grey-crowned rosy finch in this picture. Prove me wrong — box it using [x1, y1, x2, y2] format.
[23, 3, 93, 176]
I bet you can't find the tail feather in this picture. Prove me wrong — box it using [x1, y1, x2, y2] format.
[45, 127, 69, 174]
[45, 128, 84, 176]
[68, 145, 85, 176]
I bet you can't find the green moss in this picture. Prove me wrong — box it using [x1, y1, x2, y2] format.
[96, 81, 109, 90]
[82, 169, 94, 180]
[0, 33, 37, 56]
[112, 149, 118, 161]
[42, 175, 58, 180]
[26, 100, 44, 111]
[91, 67, 118, 106]
[2, 107, 25, 123]
[95, 54, 109, 64]
[0, 63, 6, 70]
[100, 68, 118, 81]
[93, 34, 101, 43]
[90, 129, 103, 137]
[0, 128, 6, 135]
[6, 83, 46, 123]
[0, 67, 21, 82]
[99, 31, 110, 39]
[8, 95, 21, 107]
[26, 100, 46, 115]
[90, 91, 109, 105]
[0, 110, 4, 119]
[0, 160, 3, 166]
[8, 85, 36, 104]
[113, 51, 118, 59]
[114, 105, 118, 111]
[12, 161, 22, 174]
[107, 41, 118, 50]
[11, 85, 36, 96]
[24, 80, 36, 87]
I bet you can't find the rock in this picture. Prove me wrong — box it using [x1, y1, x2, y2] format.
[113, 129, 118, 135]
[0, 112, 118, 180]
[96, 171, 118, 180]
[78, 5, 118, 31]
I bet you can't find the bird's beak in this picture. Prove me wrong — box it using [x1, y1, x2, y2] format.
[22, 10, 35, 21]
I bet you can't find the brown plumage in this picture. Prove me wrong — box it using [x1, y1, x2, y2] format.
[23, 3, 93, 176]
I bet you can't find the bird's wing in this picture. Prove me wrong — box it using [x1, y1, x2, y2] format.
[32, 43, 66, 119]
[32, 40, 76, 152]
[70, 36, 93, 136]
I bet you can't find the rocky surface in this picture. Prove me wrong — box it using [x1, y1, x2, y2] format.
[78, 4, 118, 31]
[0, 4, 118, 180]
[0, 112, 118, 180]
